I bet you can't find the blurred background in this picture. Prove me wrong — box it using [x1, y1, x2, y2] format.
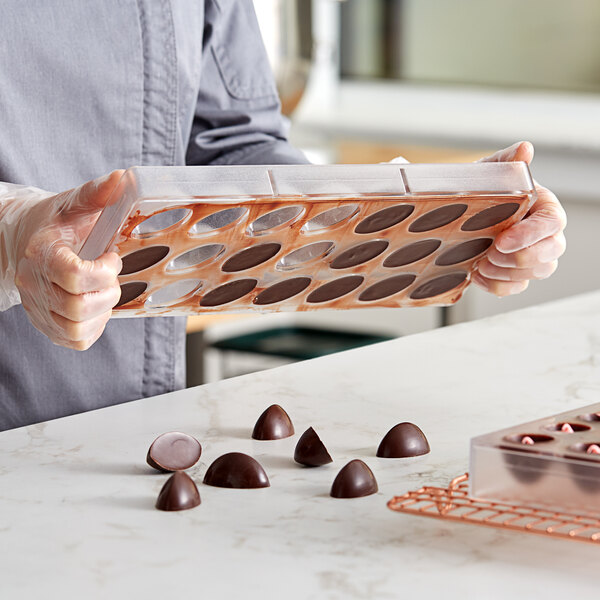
[186, 0, 600, 385]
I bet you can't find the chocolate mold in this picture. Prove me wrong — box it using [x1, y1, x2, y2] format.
[470, 402, 600, 513]
[79, 163, 536, 317]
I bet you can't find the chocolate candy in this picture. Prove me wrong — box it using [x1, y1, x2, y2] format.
[546, 422, 590, 433]
[330, 240, 389, 269]
[434, 238, 493, 266]
[383, 239, 441, 267]
[252, 404, 295, 440]
[222, 243, 281, 272]
[147, 432, 202, 472]
[409, 272, 467, 300]
[156, 471, 201, 511]
[408, 204, 467, 232]
[358, 274, 416, 302]
[294, 427, 333, 467]
[253, 277, 311, 305]
[203, 452, 270, 489]
[376, 422, 430, 458]
[330, 460, 378, 498]
[116, 281, 147, 307]
[461, 202, 520, 231]
[354, 205, 414, 234]
[501, 434, 554, 484]
[200, 279, 257, 306]
[306, 275, 364, 303]
[120, 245, 169, 275]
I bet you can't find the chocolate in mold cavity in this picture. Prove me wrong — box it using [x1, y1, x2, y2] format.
[501, 434, 554, 484]
[354, 205, 414, 234]
[435, 238, 493, 266]
[546, 422, 590, 433]
[358, 274, 416, 302]
[146, 432, 202, 472]
[203, 452, 270, 489]
[306, 276, 364, 303]
[330, 240, 389, 269]
[254, 277, 311, 305]
[376, 423, 430, 458]
[461, 202, 520, 231]
[222, 243, 281, 272]
[116, 282, 147, 307]
[408, 204, 467, 232]
[383, 239, 441, 267]
[577, 413, 600, 423]
[156, 471, 201, 511]
[120, 245, 170, 275]
[410, 272, 467, 300]
[565, 446, 600, 493]
[568, 442, 600, 456]
[200, 279, 257, 307]
[252, 404, 295, 440]
[504, 434, 555, 445]
[294, 427, 333, 467]
[330, 460, 378, 498]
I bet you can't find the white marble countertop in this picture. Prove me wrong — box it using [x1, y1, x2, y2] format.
[2, 292, 600, 599]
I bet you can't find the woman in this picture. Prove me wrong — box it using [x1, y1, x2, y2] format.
[0, 0, 566, 431]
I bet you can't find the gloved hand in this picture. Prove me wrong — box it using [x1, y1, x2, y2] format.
[0, 171, 124, 350]
[473, 141, 567, 296]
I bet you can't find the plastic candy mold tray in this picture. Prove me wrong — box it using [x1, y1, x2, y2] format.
[470, 403, 600, 514]
[79, 163, 535, 317]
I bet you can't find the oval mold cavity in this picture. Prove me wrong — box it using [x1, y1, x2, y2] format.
[167, 244, 224, 271]
[247, 206, 303, 235]
[132, 208, 190, 237]
[301, 205, 358, 233]
[146, 279, 201, 307]
[190, 207, 248, 235]
[277, 241, 334, 270]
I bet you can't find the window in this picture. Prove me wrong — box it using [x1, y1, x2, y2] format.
[341, 0, 600, 94]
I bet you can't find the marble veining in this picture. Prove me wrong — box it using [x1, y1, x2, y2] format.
[1, 291, 600, 598]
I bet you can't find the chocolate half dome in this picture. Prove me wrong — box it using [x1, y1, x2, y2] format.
[203, 452, 270, 489]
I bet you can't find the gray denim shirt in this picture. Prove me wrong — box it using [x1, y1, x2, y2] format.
[0, 0, 307, 430]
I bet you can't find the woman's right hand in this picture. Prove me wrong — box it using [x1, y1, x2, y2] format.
[9, 171, 124, 350]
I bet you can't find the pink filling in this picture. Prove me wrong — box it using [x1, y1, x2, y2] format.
[586, 444, 600, 455]
[560, 423, 574, 433]
[521, 436, 535, 445]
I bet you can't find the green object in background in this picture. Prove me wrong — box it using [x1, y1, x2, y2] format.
[210, 327, 394, 361]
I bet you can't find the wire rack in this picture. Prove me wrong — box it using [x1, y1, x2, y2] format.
[387, 473, 600, 545]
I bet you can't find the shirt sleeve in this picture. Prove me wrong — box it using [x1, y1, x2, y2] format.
[185, 0, 309, 167]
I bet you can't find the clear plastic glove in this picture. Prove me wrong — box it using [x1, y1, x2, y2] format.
[472, 141, 567, 296]
[0, 171, 124, 350]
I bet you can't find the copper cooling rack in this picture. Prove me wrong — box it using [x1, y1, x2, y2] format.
[387, 474, 600, 545]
